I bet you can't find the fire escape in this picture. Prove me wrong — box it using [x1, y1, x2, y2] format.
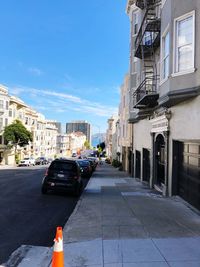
[133, 0, 161, 110]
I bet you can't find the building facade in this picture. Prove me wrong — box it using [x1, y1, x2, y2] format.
[66, 120, 91, 144]
[0, 85, 60, 165]
[126, 0, 200, 210]
[119, 74, 133, 173]
[106, 115, 118, 160]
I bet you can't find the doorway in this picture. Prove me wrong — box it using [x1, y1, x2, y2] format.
[155, 134, 165, 185]
[136, 150, 141, 179]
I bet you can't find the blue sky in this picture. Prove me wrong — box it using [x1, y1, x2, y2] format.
[0, 0, 129, 134]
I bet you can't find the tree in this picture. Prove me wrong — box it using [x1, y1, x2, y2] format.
[84, 140, 91, 149]
[3, 120, 33, 153]
[97, 142, 105, 151]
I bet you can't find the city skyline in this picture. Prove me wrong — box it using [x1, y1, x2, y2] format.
[0, 1, 129, 134]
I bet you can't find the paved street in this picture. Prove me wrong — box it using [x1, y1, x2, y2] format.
[0, 166, 88, 263]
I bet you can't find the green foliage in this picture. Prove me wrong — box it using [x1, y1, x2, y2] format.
[112, 159, 122, 168]
[84, 140, 91, 149]
[97, 142, 105, 151]
[15, 154, 20, 164]
[3, 120, 33, 148]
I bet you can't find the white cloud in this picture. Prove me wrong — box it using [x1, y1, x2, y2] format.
[28, 67, 43, 76]
[9, 85, 118, 118]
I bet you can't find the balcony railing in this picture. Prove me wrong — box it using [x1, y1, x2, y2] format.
[133, 76, 159, 108]
[136, 0, 157, 9]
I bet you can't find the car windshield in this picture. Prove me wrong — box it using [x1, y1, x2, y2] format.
[78, 161, 89, 167]
[50, 161, 77, 171]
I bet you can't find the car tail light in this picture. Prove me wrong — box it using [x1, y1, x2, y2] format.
[45, 168, 49, 176]
[73, 176, 79, 180]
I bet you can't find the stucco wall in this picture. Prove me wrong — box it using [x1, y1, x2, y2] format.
[133, 119, 152, 151]
[168, 95, 200, 196]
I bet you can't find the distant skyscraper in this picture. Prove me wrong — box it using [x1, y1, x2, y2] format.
[55, 122, 62, 134]
[66, 120, 91, 143]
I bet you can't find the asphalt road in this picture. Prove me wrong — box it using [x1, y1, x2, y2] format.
[0, 166, 89, 263]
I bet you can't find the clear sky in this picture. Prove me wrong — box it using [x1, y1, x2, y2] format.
[0, 0, 129, 134]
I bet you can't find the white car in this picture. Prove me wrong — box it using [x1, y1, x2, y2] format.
[18, 157, 35, 167]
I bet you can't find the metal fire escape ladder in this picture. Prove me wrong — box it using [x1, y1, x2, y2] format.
[133, 0, 161, 109]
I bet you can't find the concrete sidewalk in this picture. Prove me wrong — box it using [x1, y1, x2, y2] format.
[62, 163, 200, 267]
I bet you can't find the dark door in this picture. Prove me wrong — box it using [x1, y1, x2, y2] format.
[132, 153, 134, 177]
[128, 149, 132, 174]
[143, 148, 150, 182]
[155, 134, 165, 185]
[136, 150, 141, 179]
[177, 142, 200, 210]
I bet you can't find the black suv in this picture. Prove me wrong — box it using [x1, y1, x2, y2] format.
[41, 158, 82, 196]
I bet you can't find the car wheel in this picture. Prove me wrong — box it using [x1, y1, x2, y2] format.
[41, 186, 48, 194]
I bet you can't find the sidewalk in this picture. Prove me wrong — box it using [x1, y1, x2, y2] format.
[62, 163, 200, 267]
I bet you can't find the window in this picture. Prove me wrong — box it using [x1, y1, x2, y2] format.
[0, 100, 3, 110]
[144, 32, 153, 46]
[132, 12, 138, 35]
[131, 52, 138, 73]
[161, 30, 170, 80]
[9, 109, 12, 117]
[174, 11, 195, 74]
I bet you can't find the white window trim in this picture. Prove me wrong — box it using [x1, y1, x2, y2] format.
[161, 0, 167, 8]
[172, 10, 195, 76]
[132, 10, 139, 37]
[160, 25, 170, 84]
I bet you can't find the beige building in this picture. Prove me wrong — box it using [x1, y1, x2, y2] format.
[69, 131, 86, 155]
[126, 0, 200, 210]
[106, 115, 118, 160]
[0, 85, 60, 165]
[118, 74, 133, 173]
[0, 85, 10, 164]
[57, 134, 71, 158]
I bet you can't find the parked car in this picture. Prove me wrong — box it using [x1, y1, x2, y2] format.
[71, 152, 77, 157]
[86, 158, 95, 172]
[18, 157, 35, 167]
[41, 158, 83, 196]
[35, 157, 48, 165]
[76, 159, 92, 178]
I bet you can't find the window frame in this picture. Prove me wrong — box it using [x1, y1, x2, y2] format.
[132, 11, 139, 36]
[172, 10, 195, 76]
[160, 25, 170, 83]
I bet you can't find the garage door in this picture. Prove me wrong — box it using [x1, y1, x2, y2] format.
[178, 142, 200, 210]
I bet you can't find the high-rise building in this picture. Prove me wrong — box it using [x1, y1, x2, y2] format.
[66, 120, 91, 143]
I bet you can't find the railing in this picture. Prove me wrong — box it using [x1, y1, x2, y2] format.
[133, 76, 159, 105]
[136, 0, 159, 9]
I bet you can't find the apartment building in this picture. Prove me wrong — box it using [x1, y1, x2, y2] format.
[118, 74, 133, 173]
[126, 0, 200, 210]
[69, 131, 86, 155]
[106, 115, 118, 160]
[0, 85, 10, 163]
[0, 85, 60, 165]
[57, 134, 71, 157]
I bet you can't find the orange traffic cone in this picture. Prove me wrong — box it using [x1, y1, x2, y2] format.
[52, 226, 64, 267]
